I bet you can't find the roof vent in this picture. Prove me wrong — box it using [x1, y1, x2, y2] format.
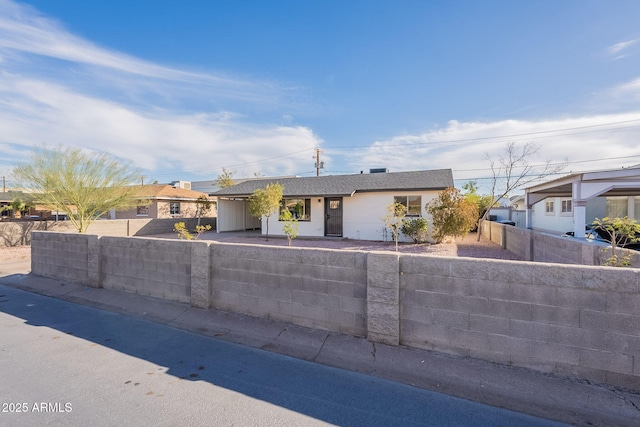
[369, 168, 389, 174]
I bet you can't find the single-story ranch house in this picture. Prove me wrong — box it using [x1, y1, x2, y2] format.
[110, 183, 215, 220]
[212, 169, 454, 241]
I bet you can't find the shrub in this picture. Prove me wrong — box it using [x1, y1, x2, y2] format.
[401, 217, 428, 243]
[427, 187, 478, 243]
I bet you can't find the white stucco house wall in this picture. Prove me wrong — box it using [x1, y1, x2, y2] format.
[524, 166, 640, 237]
[211, 169, 454, 242]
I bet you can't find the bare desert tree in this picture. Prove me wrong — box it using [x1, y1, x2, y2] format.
[14, 145, 144, 233]
[478, 142, 565, 240]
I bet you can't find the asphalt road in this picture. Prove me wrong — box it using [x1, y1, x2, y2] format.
[0, 285, 567, 427]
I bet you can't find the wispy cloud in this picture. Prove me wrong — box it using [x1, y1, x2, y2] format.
[0, 0, 319, 181]
[349, 113, 640, 190]
[606, 38, 639, 60]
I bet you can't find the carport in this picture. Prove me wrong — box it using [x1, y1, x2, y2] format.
[525, 166, 640, 238]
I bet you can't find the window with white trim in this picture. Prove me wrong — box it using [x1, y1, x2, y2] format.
[280, 198, 311, 221]
[561, 199, 572, 214]
[545, 200, 554, 215]
[137, 205, 149, 216]
[394, 196, 422, 216]
[606, 197, 628, 218]
[170, 202, 180, 215]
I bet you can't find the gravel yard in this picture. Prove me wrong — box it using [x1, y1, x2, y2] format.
[0, 232, 523, 262]
[159, 231, 524, 260]
[0, 246, 31, 261]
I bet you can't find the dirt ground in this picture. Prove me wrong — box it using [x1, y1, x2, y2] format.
[0, 232, 522, 262]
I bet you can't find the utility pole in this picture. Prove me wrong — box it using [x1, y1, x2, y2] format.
[2, 176, 5, 193]
[313, 147, 324, 176]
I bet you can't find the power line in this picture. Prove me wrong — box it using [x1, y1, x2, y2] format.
[329, 118, 640, 150]
[453, 153, 640, 173]
[143, 117, 640, 179]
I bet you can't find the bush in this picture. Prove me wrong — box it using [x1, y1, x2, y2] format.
[401, 217, 428, 243]
[427, 187, 478, 243]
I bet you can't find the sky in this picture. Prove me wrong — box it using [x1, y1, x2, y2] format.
[1, 0, 640, 192]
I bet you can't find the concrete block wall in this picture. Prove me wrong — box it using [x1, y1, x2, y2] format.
[367, 252, 400, 345]
[532, 233, 599, 265]
[489, 221, 504, 247]
[29, 232, 640, 390]
[399, 255, 640, 389]
[31, 232, 92, 284]
[482, 220, 640, 268]
[130, 218, 216, 236]
[100, 237, 192, 303]
[211, 243, 368, 336]
[0, 221, 48, 246]
[504, 225, 532, 261]
[2, 218, 217, 246]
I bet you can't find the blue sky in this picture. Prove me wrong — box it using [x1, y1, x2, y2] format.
[1, 0, 640, 191]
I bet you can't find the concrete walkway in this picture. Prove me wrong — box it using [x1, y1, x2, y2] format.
[1, 267, 639, 426]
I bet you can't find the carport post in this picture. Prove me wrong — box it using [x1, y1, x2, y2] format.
[573, 201, 587, 239]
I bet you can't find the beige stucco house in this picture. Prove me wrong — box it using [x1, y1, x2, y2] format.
[112, 184, 215, 220]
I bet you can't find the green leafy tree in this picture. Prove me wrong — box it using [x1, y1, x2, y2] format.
[427, 187, 479, 243]
[401, 217, 428, 243]
[13, 145, 144, 233]
[214, 168, 235, 189]
[462, 180, 495, 226]
[382, 202, 407, 251]
[280, 209, 299, 246]
[249, 183, 283, 241]
[592, 217, 640, 267]
[9, 197, 26, 218]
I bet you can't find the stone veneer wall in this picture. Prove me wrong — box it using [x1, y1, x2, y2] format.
[30, 231, 640, 390]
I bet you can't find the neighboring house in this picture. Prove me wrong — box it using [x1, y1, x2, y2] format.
[212, 169, 454, 241]
[112, 183, 215, 220]
[487, 195, 526, 227]
[524, 166, 640, 237]
[0, 192, 12, 218]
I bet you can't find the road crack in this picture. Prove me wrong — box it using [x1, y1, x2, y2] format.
[312, 334, 330, 361]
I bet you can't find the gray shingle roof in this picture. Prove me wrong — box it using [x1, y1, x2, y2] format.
[212, 169, 453, 198]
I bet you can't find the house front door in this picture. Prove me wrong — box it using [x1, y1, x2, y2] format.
[324, 197, 343, 237]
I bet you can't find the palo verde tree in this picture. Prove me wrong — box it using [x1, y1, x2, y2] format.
[13, 145, 144, 233]
[427, 187, 478, 243]
[248, 182, 283, 241]
[592, 216, 640, 267]
[477, 142, 565, 240]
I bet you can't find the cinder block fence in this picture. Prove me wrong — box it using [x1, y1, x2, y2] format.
[31, 231, 640, 390]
